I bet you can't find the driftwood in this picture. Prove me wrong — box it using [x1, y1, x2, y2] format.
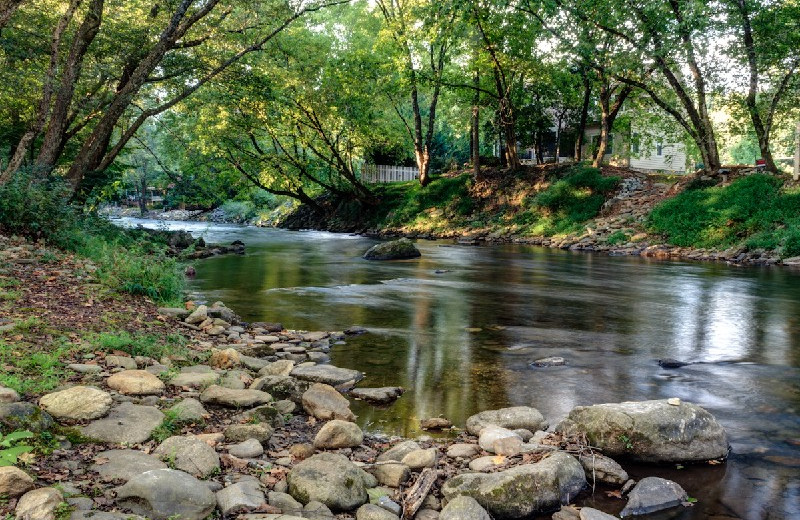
[402, 468, 438, 519]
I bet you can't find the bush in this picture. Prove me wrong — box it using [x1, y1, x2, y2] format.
[648, 174, 800, 257]
[0, 171, 183, 303]
[531, 166, 619, 234]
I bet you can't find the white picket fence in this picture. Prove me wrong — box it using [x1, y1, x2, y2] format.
[362, 164, 419, 183]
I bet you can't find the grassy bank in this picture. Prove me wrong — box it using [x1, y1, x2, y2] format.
[0, 172, 184, 304]
[293, 164, 621, 238]
[648, 174, 800, 258]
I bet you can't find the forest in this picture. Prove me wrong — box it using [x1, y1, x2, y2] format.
[0, 0, 798, 213]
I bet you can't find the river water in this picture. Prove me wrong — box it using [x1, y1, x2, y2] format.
[122, 219, 800, 520]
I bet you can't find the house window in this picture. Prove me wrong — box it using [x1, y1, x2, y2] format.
[631, 133, 639, 154]
[656, 143, 663, 156]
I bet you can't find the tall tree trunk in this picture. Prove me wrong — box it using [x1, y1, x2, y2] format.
[138, 175, 147, 217]
[592, 82, 631, 168]
[35, 0, 104, 172]
[735, 0, 777, 172]
[471, 70, 480, 176]
[499, 96, 519, 169]
[574, 76, 591, 161]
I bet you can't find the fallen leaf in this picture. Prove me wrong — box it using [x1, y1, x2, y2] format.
[605, 490, 624, 499]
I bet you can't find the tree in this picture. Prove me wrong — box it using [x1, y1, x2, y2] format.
[0, 0, 346, 197]
[375, 0, 457, 186]
[726, 0, 800, 172]
[561, 0, 724, 173]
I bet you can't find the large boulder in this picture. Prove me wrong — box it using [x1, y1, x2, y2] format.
[0, 466, 35, 497]
[291, 364, 364, 387]
[200, 385, 272, 408]
[39, 386, 112, 421]
[92, 449, 167, 482]
[556, 399, 728, 463]
[0, 402, 54, 432]
[80, 403, 164, 444]
[287, 453, 371, 511]
[466, 407, 547, 436]
[619, 477, 688, 517]
[440, 496, 492, 520]
[441, 451, 586, 519]
[115, 469, 216, 520]
[107, 370, 165, 395]
[302, 383, 356, 421]
[154, 436, 221, 478]
[314, 420, 364, 449]
[15, 488, 63, 520]
[363, 238, 421, 261]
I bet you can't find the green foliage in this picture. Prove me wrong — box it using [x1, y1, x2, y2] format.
[0, 340, 67, 395]
[606, 230, 630, 245]
[151, 409, 192, 443]
[531, 166, 620, 234]
[648, 174, 800, 257]
[0, 430, 34, 467]
[377, 175, 474, 226]
[90, 331, 187, 360]
[0, 171, 183, 303]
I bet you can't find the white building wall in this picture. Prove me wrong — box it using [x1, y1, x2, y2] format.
[629, 142, 688, 173]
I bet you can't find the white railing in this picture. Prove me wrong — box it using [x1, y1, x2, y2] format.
[362, 164, 419, 183]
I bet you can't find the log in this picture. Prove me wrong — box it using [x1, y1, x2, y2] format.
[402, 468, 438, 519]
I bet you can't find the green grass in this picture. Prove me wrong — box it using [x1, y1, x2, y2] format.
[0, 340, 69, 395]
[648, 174, 800, 257]
[606, 230, 630, 245]
[0, 171, 184, 304]
[89, 330, 188, 359]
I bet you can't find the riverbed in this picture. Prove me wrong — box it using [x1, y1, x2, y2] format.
[121, 218, 800, 519]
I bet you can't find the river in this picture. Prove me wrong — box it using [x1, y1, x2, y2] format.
[122, 218, 800, 520]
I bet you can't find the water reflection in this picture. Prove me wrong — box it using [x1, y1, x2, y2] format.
[119, 219, 800, 519]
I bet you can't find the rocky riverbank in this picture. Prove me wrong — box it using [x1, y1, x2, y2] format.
[0, 240, 731, 520]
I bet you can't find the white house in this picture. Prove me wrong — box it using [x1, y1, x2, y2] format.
[581, 122, 690, 174]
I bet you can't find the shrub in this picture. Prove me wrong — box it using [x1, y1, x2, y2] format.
[532, 166, 619, 234]
[649, 174, 800, 257]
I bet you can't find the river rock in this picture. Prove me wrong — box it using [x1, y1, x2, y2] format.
[291, 364, 364, 386]
[200, 385, 272, 407]
[216, 479, 266, 516]
[268, 491, 304, 514]
[314, 419, 364, 449]
[421, 417, 452, 430]
[401, 448, 437, 469]
[92, 449, 167, 482]
[116, 469, 216, 519]
[440, 496, 491, 520]
[259, 360, 296, 377]
[154, 436, 221, 478]
[350, 387, 404, 405]
[287, 453, 370, 511]
[224, 423, 274, 443]
[0, 386, 20, 403]
[208, 348, 241, 369]
[15, 488, 63, 520]
[556, 399, 729, 462]
[67, 363, 102, 374]
[185, 305, 208, 325]
[0, 466, 35, 497]
[478, 426, 522, 454]
[304, 500, 335, 519]
[70, 513, 146, 520]
[619, 477, 688, 517]
[356, 503, 399, 520]
[170, 367, 220, 389]
[229, 438, 265, 458]
[251, 375, 305, 401]
[447, 443, 480, 459]
[363, 238, 421, 261]
[107, 370, 165, 395]
[578, 453, 629, 485]
[105, 355, 137, 370]
[157, 307, 190, 319]
[302, 383, 356, 421]
[468, 455, 505, 472]
[168, 397, 208, 421]
[0, 402, 54, 432]
[371, 463, 410, 487]
[39, 386, 112, 421]
[466, 407, 547, 435]
[81, 402, 164, 444]
[441, 451, 586, 519]
[377, 440, 421, 462]
[529, 356, 566, 367]
[580, 508, 619, 520]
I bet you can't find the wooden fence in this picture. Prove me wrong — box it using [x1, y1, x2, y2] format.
[362, 164, 419, 183]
